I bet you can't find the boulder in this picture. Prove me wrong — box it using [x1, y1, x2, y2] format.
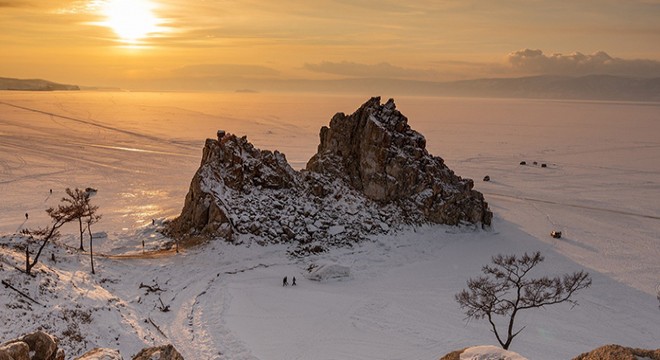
[0, 331, 61, 360]
[572, 344, 660, 360]
[131, 345, 184, 360]
[74, 348, 123, 360]
[0, 341, 29, 360]
[19, 332, 58, 360]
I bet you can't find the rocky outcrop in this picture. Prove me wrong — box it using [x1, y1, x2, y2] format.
[167, 97, 492, 252]
[307, 97, 491, 225]
[572, 345, 660, 360]
[1, 332, 184, 360]
[0, 331, 63, 360]
[131, 345, 184, 360]
[168, 131, 297, 238]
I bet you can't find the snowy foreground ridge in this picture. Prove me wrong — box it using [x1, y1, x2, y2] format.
[167, 97, 492, 252]
[1, 93, 659, 359]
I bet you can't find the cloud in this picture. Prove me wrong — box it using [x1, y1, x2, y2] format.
[172, 64, 280, 78]
[303, 61, 439, 80]
[508, 49, 660, 77]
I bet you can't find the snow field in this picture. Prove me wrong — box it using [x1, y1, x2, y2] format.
[1, 92, 659, 359]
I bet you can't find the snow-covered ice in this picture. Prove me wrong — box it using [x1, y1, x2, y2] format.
[1, 92, 659, 359]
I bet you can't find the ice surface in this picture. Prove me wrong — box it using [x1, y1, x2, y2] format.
[1, 92, 659, 359]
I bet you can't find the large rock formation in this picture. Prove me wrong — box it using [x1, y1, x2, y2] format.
[170, 131, 297, 239]
[167, 97, 492, 252]
[307, 97, 491, 225]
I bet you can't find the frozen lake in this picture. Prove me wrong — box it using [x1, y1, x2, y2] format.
[1, 91, 659, 359]
[1, 91, 658, 292]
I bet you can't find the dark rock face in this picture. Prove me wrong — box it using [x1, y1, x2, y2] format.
[170, 133, 296, 238]
[167, 97, 492, 251]
[307, 97, 491, 225]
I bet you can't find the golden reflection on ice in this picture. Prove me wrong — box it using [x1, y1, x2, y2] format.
[117, 190, 169, 224]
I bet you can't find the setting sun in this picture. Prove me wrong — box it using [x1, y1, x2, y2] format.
[101, 0, 161, 44]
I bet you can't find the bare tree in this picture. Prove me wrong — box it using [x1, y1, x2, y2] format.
[20, 204, 74, 275]
[61, 188, 92, 251]
[85, 211, 101, 274]
[455, 251, 591, 350]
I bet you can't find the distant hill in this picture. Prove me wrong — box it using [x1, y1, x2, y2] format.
[156, 74, 660, 102]
[0, 77, 79, 91]
[443, 74, 660, 102]
[284, 74, 660, 101]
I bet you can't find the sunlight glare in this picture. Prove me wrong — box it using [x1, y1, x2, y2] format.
[101, 0, 161, 44]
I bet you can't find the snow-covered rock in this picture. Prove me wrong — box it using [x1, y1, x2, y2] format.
[166, 98, 491, 253]
[307, 97, 492, 226]
[441, 345, 527, 360]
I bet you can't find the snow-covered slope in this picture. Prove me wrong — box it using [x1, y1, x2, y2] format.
[1, 92, 659, 359]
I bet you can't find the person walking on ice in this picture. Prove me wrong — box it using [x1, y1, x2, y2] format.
[292, 276, 297, 286]
[25, 213, 28, 220]
[283, 276, 288, 286]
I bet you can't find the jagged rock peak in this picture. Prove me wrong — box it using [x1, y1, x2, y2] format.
[307, 96, 492, 226]
[167, 97, 492, 252]
[202, 131, 296, 191]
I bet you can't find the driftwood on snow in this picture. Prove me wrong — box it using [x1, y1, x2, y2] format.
[139, 282, 164, 293]
[2, 279, 44, 307]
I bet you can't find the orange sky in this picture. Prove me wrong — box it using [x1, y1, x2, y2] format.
[2, 0, 660, 90]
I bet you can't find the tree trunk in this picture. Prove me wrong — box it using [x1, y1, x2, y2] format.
[87, 223, 95, 274]
[79, 218, 85, 251]
[25, 246, 31, 275]
[29, 223, 59, 273]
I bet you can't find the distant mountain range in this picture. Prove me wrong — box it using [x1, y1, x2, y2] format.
[3, 74, 660, 101]
[0, 77, 79, 91]
[155, 73, 660, 102]
[259, 74, 660, 102]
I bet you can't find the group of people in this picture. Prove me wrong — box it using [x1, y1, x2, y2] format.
[282, 276, 297, 286]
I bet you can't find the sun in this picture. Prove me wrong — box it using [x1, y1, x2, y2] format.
[100, 0, 161, 44]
